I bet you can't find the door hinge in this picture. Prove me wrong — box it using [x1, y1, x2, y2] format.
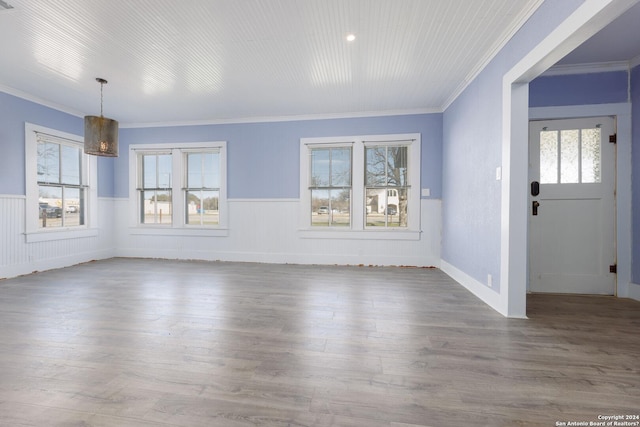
[609, 264, 617, 274]
[609, 134, 617, 144]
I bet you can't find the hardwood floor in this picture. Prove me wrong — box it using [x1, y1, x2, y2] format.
[0, 258, 638, 426]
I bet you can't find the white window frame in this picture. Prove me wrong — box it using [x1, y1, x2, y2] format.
[128, 141, 228, 237]
[299, 133, 421, 240]
[25, 123, 98, 243]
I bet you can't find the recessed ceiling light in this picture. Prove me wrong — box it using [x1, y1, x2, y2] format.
[346, 33, 356, 42]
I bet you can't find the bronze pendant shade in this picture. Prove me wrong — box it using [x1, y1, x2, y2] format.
[84, 78, 118, 157]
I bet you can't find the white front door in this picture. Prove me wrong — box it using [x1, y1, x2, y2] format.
[528, 117, 616, 294]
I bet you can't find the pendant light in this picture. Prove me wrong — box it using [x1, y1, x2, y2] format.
[84, 77, 118, 157]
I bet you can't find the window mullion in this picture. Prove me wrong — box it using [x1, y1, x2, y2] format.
[352, 140, 365, 230]
[171, 149, 181, 228]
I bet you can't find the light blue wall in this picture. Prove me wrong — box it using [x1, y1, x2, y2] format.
[116, 114, 443, 199]
[1, 88, 439, 200]
[529, 71, 629, 107]
[632, 65, 640, 283]
[0, 92, 115, 197]
[441, 0, 584, 292]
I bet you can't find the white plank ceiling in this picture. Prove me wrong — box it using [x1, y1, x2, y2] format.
[1, 0, 543, 125]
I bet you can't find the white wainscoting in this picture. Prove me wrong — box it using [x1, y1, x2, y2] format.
[0, 196, 116, 279]
[115, 198, 442, 267]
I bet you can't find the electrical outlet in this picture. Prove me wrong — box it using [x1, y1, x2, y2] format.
[495, 167, 502, 180]
[487, 274, 493, 288]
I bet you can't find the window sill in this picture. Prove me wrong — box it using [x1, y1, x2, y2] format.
[129, 227, 229, 237]
[25, 228, 99, 243]
[298, 229, 421, 240]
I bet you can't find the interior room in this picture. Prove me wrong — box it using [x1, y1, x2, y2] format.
[1, 0, 639, 425]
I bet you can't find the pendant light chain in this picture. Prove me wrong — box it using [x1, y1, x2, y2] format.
[100, 81, 104, 117]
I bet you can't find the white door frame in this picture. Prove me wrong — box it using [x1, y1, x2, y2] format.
[500, 0, 637, 317]
[527, 112, 622, 295]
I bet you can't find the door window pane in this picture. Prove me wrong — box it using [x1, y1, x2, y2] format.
[540, 130, 558, 184]
[560, 129, 579, 184]
[581, 128, 601, 183]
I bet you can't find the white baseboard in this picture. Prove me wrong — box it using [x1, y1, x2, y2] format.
[440, 259, 508, 317]
[0, 249, 115, 280]
[117, 248, 441, 268]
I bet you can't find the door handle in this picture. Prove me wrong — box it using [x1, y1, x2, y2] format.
[532, 200, 540, 216]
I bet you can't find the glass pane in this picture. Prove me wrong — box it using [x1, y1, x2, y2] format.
[38, 141, 60, 183]
[64, 187, 82, 226]
[38, 186, 62, 228]
[581, 128, 601, 183]
[158, 155, 172, 188]
[61, 145, 81, 185]
[141, 190, 172, 224]
[311, 189, 349, 227]
[331, 148, 351, 187]
[143, 154, 171, 188]
[311, 189, 330, 226]
[143, 155, 157, 188]
[330, 189, 350, 226]
[560, 129, 579, 183]
[365, 188, 386, 227]
[310, 149, 330, 187]
[387, 146, 408, 186]
[186, 190, 219, 225]
[365, 147, 387, 186]
[365, 187, 407, 228]
[396, 188, 408, 227]
[203, 152, 220, 189]
[187, 153, 202, 188]
[539, 130, 558, 184]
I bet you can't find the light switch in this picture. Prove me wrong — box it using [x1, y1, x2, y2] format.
[421, 188, 430, 197]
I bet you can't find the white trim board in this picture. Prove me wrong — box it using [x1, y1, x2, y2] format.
[529, 103, 632, 299]
[440, 260, 512, 318]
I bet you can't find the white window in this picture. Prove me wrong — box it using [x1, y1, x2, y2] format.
[309, 146, 352, 227]
[25, 123, 98, 242]
[299, 133, 421, 240]
[129, 142, 227, 236]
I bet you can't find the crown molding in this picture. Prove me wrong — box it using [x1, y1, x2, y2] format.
[0, 84, 84, 118]
[441, 0, 545, 111]
[120, 107, 443, 129]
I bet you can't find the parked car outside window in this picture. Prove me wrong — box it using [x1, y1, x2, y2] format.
[39, 203, 62, 218]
